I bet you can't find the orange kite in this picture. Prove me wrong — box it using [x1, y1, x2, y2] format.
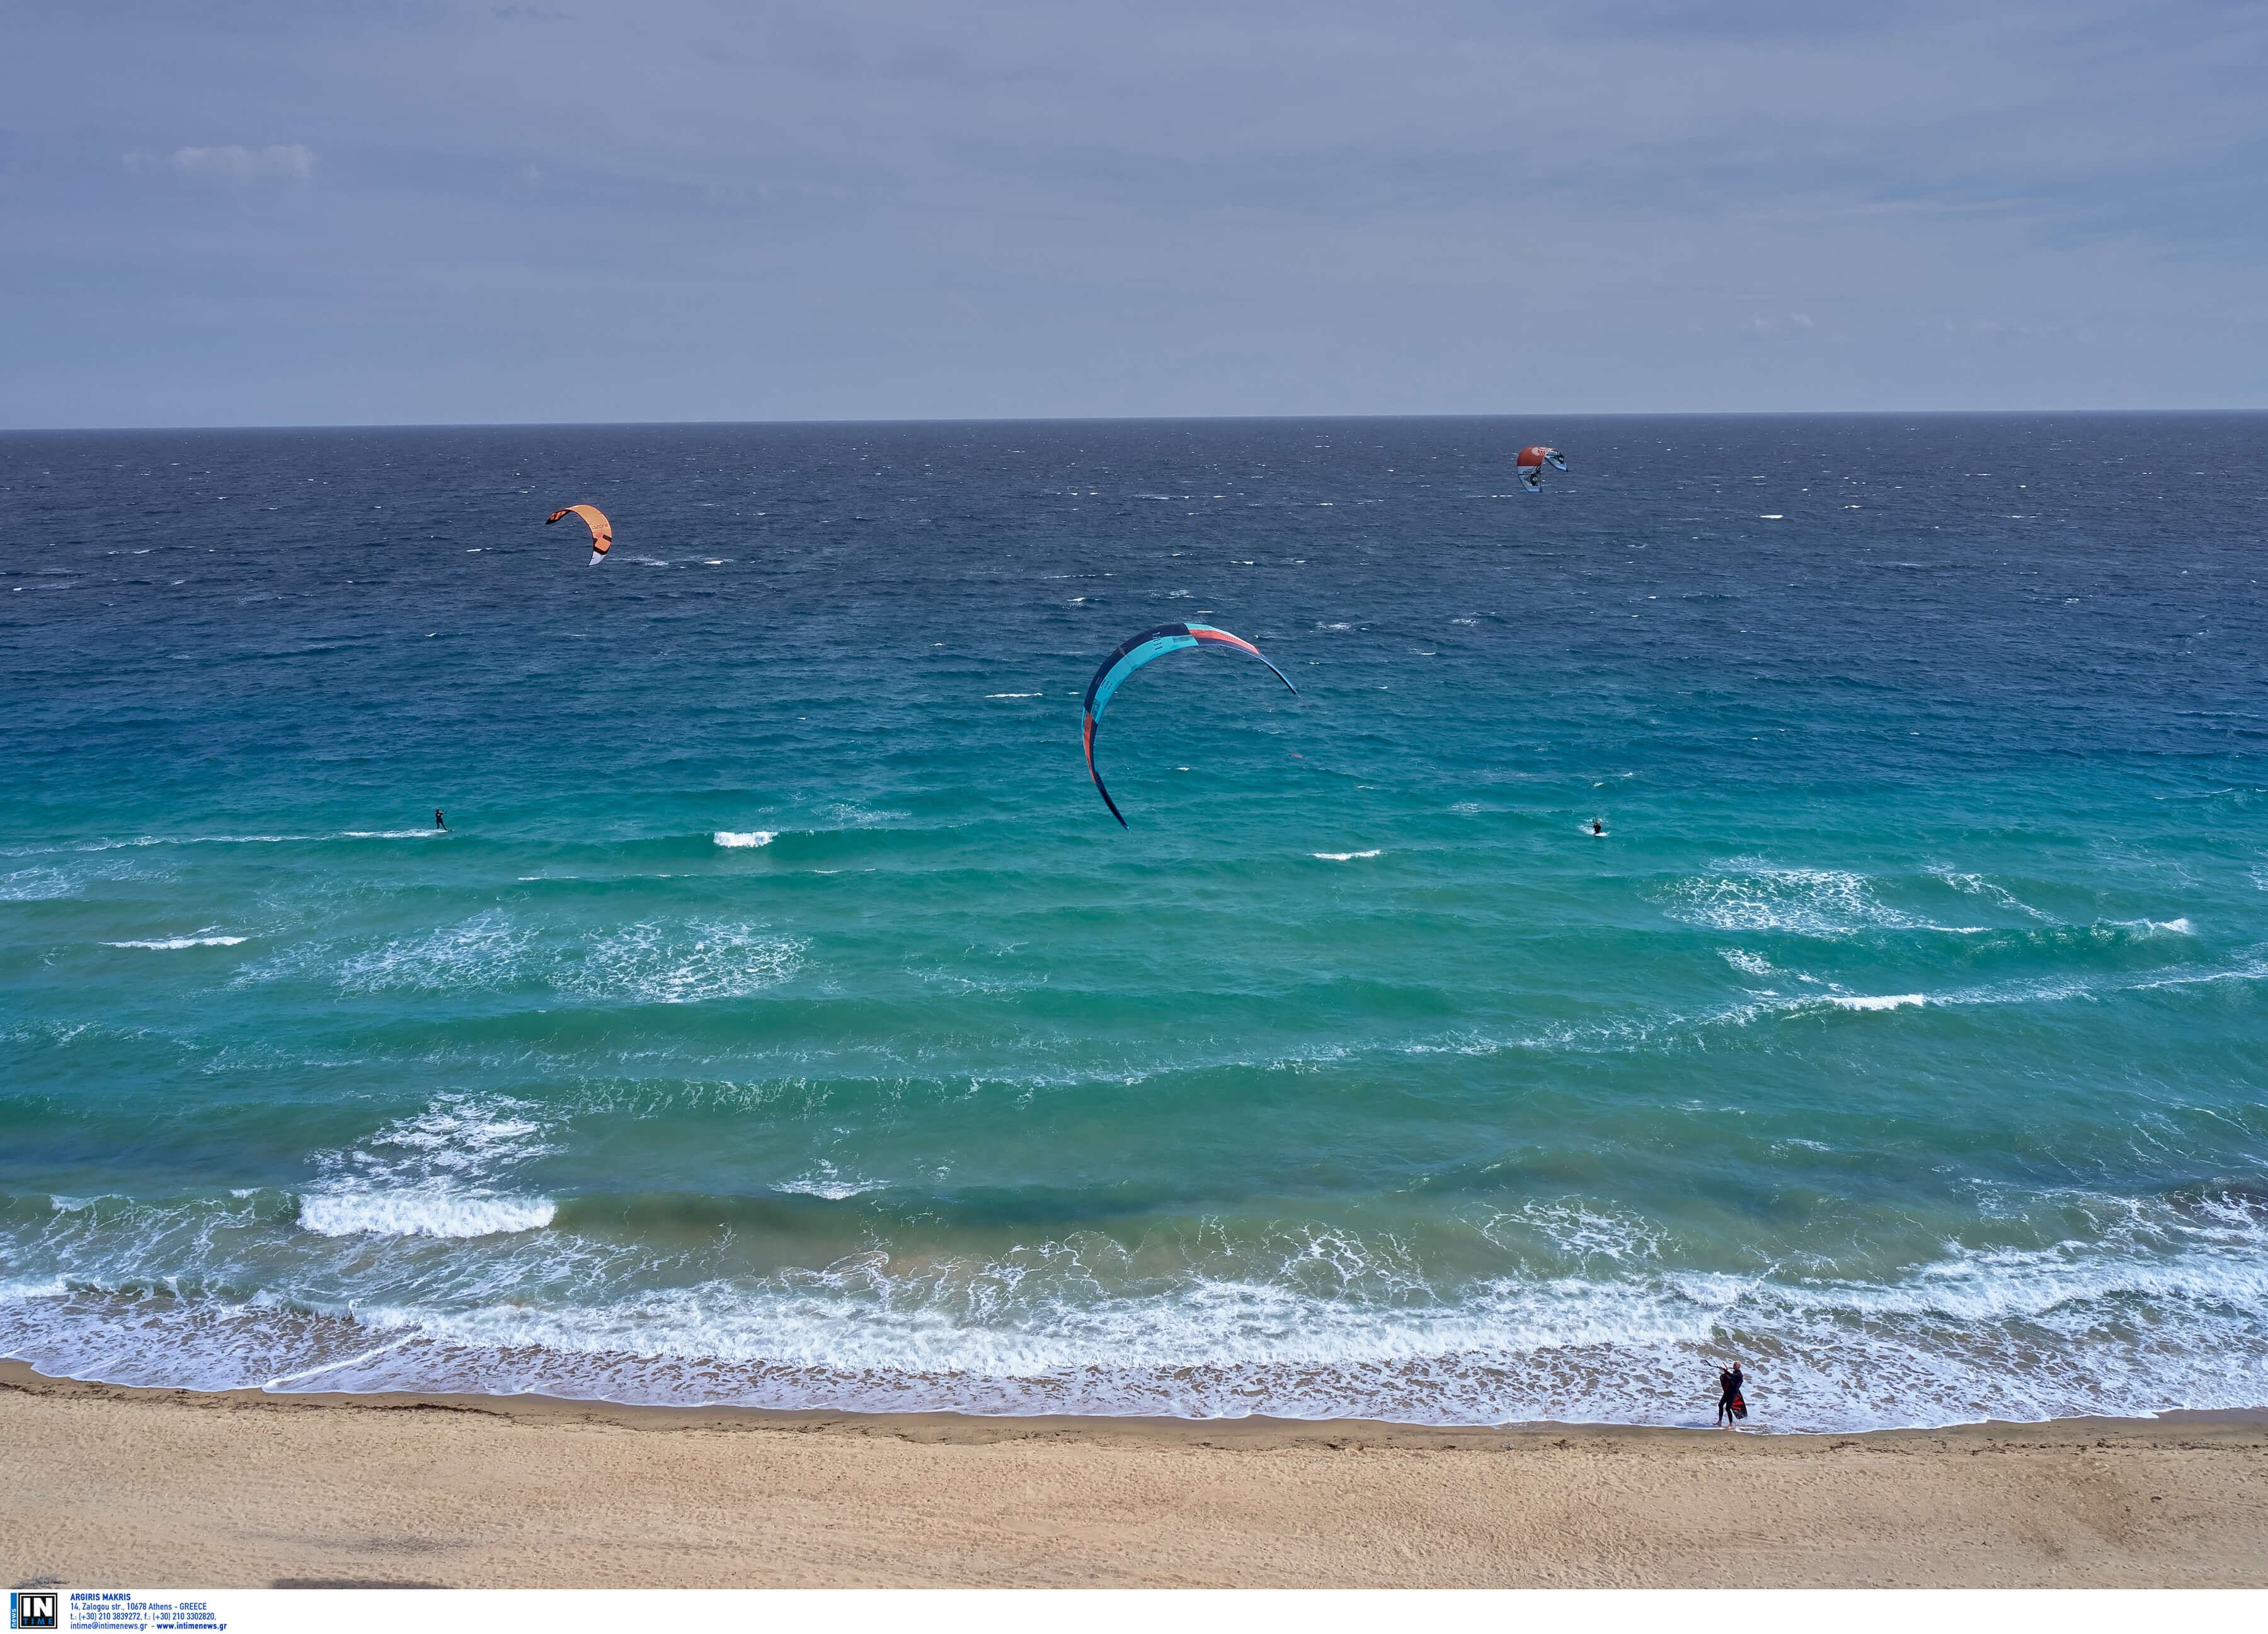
[546, 503, 614, 565]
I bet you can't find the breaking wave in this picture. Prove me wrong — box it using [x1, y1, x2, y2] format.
[3, 1186, 2264, 1429]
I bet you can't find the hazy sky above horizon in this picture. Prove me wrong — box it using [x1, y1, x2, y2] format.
[6, 1, 2265, 426]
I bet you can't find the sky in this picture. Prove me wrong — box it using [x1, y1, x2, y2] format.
[4, 0, 2265, 426]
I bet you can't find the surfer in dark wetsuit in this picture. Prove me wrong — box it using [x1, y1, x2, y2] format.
[1591, 818, 1605, 836]
[1716, 1362, 1746, 1427]
[434, 808, 447, 830]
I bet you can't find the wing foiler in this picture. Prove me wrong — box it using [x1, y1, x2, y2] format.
[546, 504, 614, 564]
[1081, 622, 1298, 828]
[1515, 446, 1568, 493]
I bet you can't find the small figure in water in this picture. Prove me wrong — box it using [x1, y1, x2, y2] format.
[434, 808, 447, 830]
[1591, 818, 1605, 837]
[1715, 1361, 1746, 1427]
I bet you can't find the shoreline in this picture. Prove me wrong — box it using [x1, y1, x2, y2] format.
[8, 1360, 2267, 1588]
[6, 1359, 2264, 1447]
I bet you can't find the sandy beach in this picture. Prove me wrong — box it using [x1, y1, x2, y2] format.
[4, 1362, 2263, 1589]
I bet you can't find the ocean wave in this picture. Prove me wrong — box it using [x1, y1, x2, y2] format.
[1660, 862, 1981, 937]
[5, 1191, 2265, 1429]
[816, 803, 910, 828]
[578, 922, 806, 1005]
[103, 935, 249, 949]
[297, 1095, 558, 1240]
[324, 911, 536, 994]
[1938, 871, 2058, 922]
[774, 1162, 885, 1201]
[239, 911, 806, 1004]
[713, 830, 776, 848]
[4, 835, 302, 856]
[1314, 850, 1383, 862]
[3, 861, 161, 901]
[298, 1192, 555, 1238]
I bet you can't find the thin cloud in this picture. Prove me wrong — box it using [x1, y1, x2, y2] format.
[164, 145, 316, 182]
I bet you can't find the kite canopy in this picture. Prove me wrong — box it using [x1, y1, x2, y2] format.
[1081, 622, 1298, 828]
[546, 503, 614, 564]
[1514, 445, 1568, 492]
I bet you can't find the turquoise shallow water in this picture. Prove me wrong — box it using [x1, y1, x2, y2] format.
[3, 413, 2265, 1428]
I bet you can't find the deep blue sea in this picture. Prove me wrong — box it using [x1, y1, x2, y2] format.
[4, 414, 2265, 1430]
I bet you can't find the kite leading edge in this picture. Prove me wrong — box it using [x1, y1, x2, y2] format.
[1081, 622, 1298, 828]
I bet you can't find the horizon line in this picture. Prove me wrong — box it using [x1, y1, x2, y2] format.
[4, 406, 2265, 437]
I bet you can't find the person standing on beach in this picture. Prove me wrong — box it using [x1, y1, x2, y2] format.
[1715, 1362, 1746, 1427]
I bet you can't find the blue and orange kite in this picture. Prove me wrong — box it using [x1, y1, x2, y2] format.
[1082, 622, 1298, 827]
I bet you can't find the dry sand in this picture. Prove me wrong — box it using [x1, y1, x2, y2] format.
[4, 1361, 2264, 1589]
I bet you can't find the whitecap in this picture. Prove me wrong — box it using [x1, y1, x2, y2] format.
[2114, 917, 2194, 936]
[1828, 993, 1927, 1011]
[1939, 872, 2057, 922]
[573, 922, 806, 1004]
[299, 1094, 558, 1240]
[713, 831, 776, 848]
[1314, 850, 1383, 862]
[324, 910, 534, 994]
[775, 1162, 885, 1201]
[104, 935, 248, 949]
[1661, 862, 1981, 937]
[298, 1191, 554, 1238]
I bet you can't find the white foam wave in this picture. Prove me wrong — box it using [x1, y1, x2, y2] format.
[1828, 993, 1927, 1011]
[104, 935, 248, 949]
[8, 831, 443, 857]
[223, 1218, 2268, 1424]
[326, 910, 535, 994]
[1314, 850, 1383, 862]
[1661, 862, 1981, 937]
[1939, 872, 2057, 922]
[713, 831, 776, 848]
[298, 1192, 554, 1238]
[246, 911, 804, 1003]
[1, 861, 154, 900]
[575, 922, 806, 1004]
[774, 1162, 885, 1201]
[1718, 948, 1777, 976]
[2114, 917, 2194, 936]
[9, 1188, 2268, 1429]
[299, 1095, 557, 1240]
[4, 835, 301, 855]
[985, 692, 1043, 699]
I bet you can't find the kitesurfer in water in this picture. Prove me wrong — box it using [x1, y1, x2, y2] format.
[434, 808, 447, 830]
[1591, 818, 1605, 836]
